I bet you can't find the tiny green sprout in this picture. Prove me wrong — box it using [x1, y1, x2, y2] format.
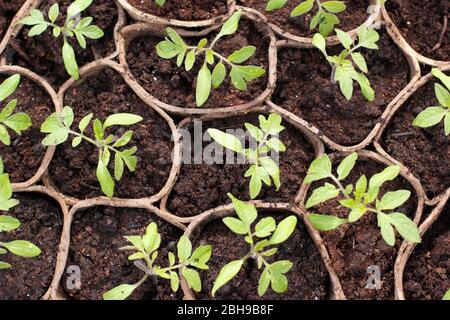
[155, 0, 166, 6]
[40, 106, 143, 198]
[207, 113, 286, 199]
[212, 194, 297, 297]
[19, 0, 104, 80]
[0, 171, 41, 270]
[0, 74, 32, 146]
[156, 10, 266, 107]
[103, 222, 212, 300]
[444, 289, 450, 300]
[413, 68, 450, 136]
[312, 26, 380, 101]
[266, 0, 347, 36]
[304, 152, 421, 246]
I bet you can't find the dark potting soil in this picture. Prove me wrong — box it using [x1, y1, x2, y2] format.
[166, 114, 315, 217]
[381, 73, 450, 199]
[386, 0, 449, 62]
[0, 193, 63, 300]
[307, 159, 417, 299]
[0, 0, 26, 39]
[0, 75, 52, 183]
[62, 206, 183, 300]
[47, 68, 173, 200]
[126, 19, 269, 109]
[4, 0, 118, 87]
[127, 0, 228, 21]
[404, 202, 450, 300]
[273, 29, 410, 146]
[238, 0, 370, 38]
[193, 212, 329, 299]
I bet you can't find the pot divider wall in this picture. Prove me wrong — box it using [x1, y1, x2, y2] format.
[374, 65, 450, 206]
[117, 0, 236, 28]
[180, 201, 345, 300]
[381, 5, 450, 69]
[41, 59, 182, 207]
[0, 65, 60, 189]
[117, 11, 278, 116]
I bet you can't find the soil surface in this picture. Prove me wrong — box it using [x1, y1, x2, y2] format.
[63, 206, 183, 300]
[404, 202, 450, 300]
[381, 73, 450, 199]
[128, 0, 228, 21]
[126, 19, 269, 109]
[4, 0, 118, 87]
[0, 193, 63, 300]
[166, 114, 315, 217]
[193, 211, 330, 299]
[0, 75, 52, 183]
[307, 159, 417, 299]
[47, 68, 173, 200]
[386, 0, 449, 62]
[0, 0, 26, 39]
[273, 30, 410, 146]
[239, 0, 370, 38]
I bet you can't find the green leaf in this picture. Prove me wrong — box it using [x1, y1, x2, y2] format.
[1, 240, 41, 257]
[322, 1, 346, 13]
[351, 52, 368, 73]
[443, 289, 450, 300]
[304, 154, 332, 184]
[48, 3, 59, 23]
[255, 217, 276, 238]
[245, 123, 264, 142]
[266, 0, 288, 11]
[217, 10, 241, 38]
[335, 29, 353, 49]
[113, 130, 133, 148]
[367, 165, 400, 202]
[308, 214, 347, 231]
[177, 235, 192, 263]
[124, 235, 144, 251]
[377, 190, 411, 211]
[0, 125, 10, 145]
[0, 261, 11, 269]
[306, 183, 339, 208]
[103, 114, 142, 128]
[208, 128, 243, 153]
[211, 62, 226, 88]
[258, 268, 271, 296]
[103, 283, 138, 300]
[270, 272, 288, 293]
[432, 68, 450, 91]
[211, 259, 244, 296]
[444, 113, 450, 136]
[223, 217, 248, 235]
[155, 0, 166, 6]
[196, 65, 212, 107]
[348, 204, 367, 223]
[0, 216, 20, 232]
[190, 245, 212, 269]
[413, 106, 447, 129]
[389, 213, 421, 244]
[28, 24, 48, 37]
[266, 137, 286, 152]
[334, 64, 355, 100]
[290, 0, 314, 17]
[228, 46, 256, 63]
[156, 40, 183, 59]
[142, 222, 160, 254]
[96, 158, 114, 198]
[185, 50, 196, 71]
[337, 152, 357, 180]
[435, 83, 450, 108]
[319, 12, 340, 36]
[127, 252, 146, 260]
[228, 193, 257, 227]
[270, 260, 293, 274]
[182, 267, 201, 292]
[62, 41, 79, 80]
[170, 271, 179, 292]
[269, 216, 297, 244]
[79, 25, 104, 40]
[0, 99, 17, 120]
[357, 26, 380, 50]
[67, 0, 93, 19]
[377, 212, 395, 246]
[312, 34, 327, 57]
[0, 74, 20, 102]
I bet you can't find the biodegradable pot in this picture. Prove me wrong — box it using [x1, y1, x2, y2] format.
[38, 58, 182, 207]
[41, 198, 185, 300]
[117, 12, 277, 116]
[295, 149, 425, 300]
[0, 65, 60, 189]
[393, 189, 450, 300]
[159, 104, 325, 225]
[117, 0, 236, 28]
[269, 20, 421, 153]
[244, 0, 381, 47]
[7, 184, 69, 300]
[374, 65, 450, 206]
[382, 4, 450, 69]
[179, 201, 346, 300]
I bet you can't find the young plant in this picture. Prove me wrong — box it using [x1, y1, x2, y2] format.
[212, 194, 297, 297]
[413, 68, 450, 136]
[444, 289, 450, 300]
[0, 74, 32, 146]
[312, 26, 380, 101]
[0, 169, 41, 269]
[266, 0, 347, 36]
[40, 106, 143, 198]
[207, 113, 286, 199]
[156, 10, 266, 107]
[304, 153, 421, 246]
[103, 223, 212, 300]
[19, 0, 104, 80]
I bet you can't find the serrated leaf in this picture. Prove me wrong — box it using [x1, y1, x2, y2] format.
[308, 214, 347, 231]
[227, 46, 256, 63]
[306, 183, 340, 208]
[304, 154, 332, 184]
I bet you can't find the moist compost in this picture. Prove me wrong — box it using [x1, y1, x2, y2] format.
[308, 159, 417, 299]
[238, 0, 370, 38]
[386, 0, 449, 62]
[0, 75, 52, 183]
[381, 74, 450, 199]
[4, 0, 118, 86]
[0, 0, 26, 39]
[127, 0, 228, 21]
[273, 30, 410, 146]
[404, 202, 450, 300]
[193, 212, 329, 299]
[47, 68, 173, 200]
[62, 206, 183, 300]
[126, 19, 269, 109]
[167, 114, 315, 217]
[0, 193, 63, 300]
